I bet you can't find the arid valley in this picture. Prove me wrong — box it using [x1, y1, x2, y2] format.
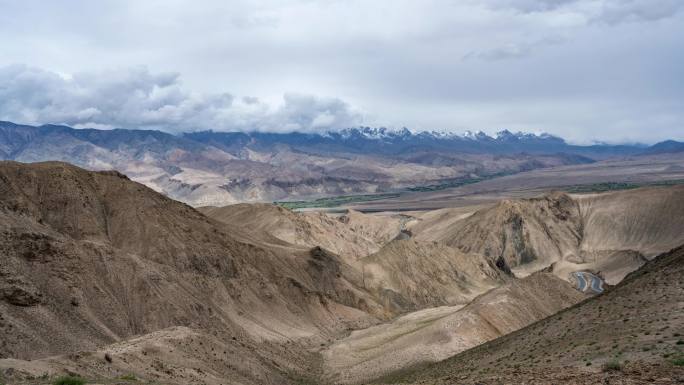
[1, 152, 683, 384]
[2, 1, 684, 384]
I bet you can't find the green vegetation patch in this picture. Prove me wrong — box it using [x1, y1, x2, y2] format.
[53, 376, 86, 385]
[564, 179, 684, 194]
[602, 360, 623, 372]
[406, 171, 513, 192]
[671, 350, 684, 366]
[275, 193, 400, 209]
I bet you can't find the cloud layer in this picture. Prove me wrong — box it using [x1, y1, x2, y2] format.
[0, 65, 362, 133]
[0, 0, 683, 143]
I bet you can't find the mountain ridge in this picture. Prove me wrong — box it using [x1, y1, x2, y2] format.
[0, 120, 679, 208]
[1, 120, 658, 158]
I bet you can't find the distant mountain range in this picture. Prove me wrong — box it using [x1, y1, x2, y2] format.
[183, 126, 648, 158]
[0, 121, 681, 206]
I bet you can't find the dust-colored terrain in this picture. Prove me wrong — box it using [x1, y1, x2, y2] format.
[388, 245, 684, 385]
[0, 161, 391, 385]
[199, 204, 402, 267]
[359, 240, 508, 311]
[350, 153, 684, 212]
[1, 161, 683, 385]
[323, 272, 586, 384]
[412, 186, 684, 283]
[1, 122, 612, 207]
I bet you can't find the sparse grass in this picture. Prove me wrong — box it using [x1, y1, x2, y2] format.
[564, 180, 684, 194]
[602, 360, 623, 372]
[119, 373, 137, 381]
[53, 376, 86, 385]
[275, 193, 400, 209]
[669, 350, 684, 367]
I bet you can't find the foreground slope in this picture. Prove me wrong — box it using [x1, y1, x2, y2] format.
[389, 245, 684, 385]
[2, 161, 682, 384]
[0, 161, 392, 384]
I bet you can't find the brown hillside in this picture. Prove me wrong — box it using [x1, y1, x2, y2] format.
[0, 161, 388, 384]
[427, 187, 684, 281]
[199, 203, 403, 266]
[324, 271, 585, 384]
[389, 245, 684, 385]
[360, 240, 509, 312]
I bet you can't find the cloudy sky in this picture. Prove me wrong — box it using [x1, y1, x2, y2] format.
[0, 0, 682, 143]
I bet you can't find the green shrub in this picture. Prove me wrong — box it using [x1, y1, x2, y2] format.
[119, 374, 137, 381]
[602, 360, 623, 372]
[672, 357, 684, 366]
[53, 376, 86, 385]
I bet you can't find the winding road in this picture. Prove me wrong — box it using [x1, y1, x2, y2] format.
[572, 271, 604, 294]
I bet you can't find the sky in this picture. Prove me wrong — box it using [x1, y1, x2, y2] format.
[0, 0, 683, 144]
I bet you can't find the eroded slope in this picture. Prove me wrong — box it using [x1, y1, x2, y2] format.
[0, 161, 389, 384]
[421, 187, 684, 282]
[324, 272, 585, 384]
[391, 245, 684, 385]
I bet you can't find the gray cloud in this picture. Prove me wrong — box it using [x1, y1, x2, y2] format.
[0, 65, 362, 133]
[487, 0, 683, 23]
[463, 36, 566, 61]
[485, 0, 580, 13]
[595, 0, 684, 24]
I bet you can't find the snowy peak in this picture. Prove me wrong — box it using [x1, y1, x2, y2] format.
[330, 127, 563, 144]
[339, 126, 413, 140]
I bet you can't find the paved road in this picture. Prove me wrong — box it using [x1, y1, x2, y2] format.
[573, 272, 588, 291]
[572, 271, 604, 294]
[589, 273, 604, 293]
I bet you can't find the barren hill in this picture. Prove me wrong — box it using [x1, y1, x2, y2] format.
[199, 203, 403, 266]
[0, 161, 393, 384]
[419, 187, 684, 282]
[390, 244, 684, 384]
[324, 271, 586, 384]
[1, 162, 683, 385]
[359, 240, 508, 311]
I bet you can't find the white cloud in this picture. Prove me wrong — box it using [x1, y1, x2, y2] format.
[0, 65, 363, 133]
